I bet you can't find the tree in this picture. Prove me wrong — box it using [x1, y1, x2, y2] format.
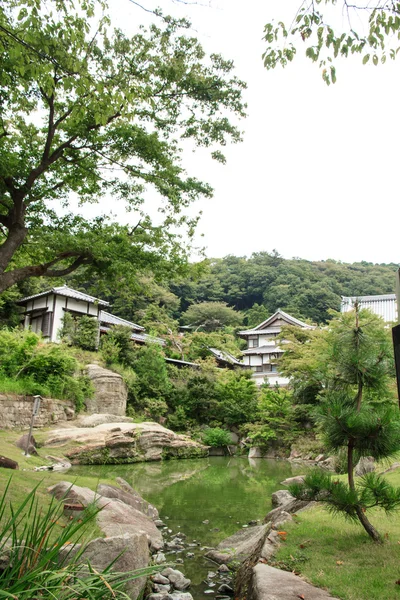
[263, 1, 400, 84]
[0, 0, 246, 292]
[216, 370, 258, 426]
[288, 306, 400, 543]
[182, 301, 243, 331]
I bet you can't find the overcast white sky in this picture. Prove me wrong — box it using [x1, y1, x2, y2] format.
[110, 0, 400, 265]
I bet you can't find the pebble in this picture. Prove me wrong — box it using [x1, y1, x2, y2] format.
[153, 574, 170, 585]
[186, 552, 194, 558]
[176, 558, 184, 564]
[242, 524, 248, 528]
[154, 520, 166, 527]
[217, 565, 230, 573]
[207, 572, 217, 579]
[217, 584, 234, 595]
[202, 520, 209, 524]
[248, 520, 258, 525]
[154, 552, 166, 564]
[153, 584, 171, 593]
[204, 590, 215, 595]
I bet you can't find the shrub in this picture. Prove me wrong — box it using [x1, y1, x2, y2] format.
[203, 427, 231, 447]
[100, 325, 136, 366]
[216, 370, 258, 426]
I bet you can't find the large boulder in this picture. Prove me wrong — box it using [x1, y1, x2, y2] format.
[271, 490, 294, 507]
[355, 456, 376, 476]
[98, 480, 159, 519]
[250, 564, 339, 600]
[280, 475, 305, 486]
[85, 365, 128, 416]
[77, 413, 133, 427]
[60, 533, 149, 600]
[45, 422, 208, 465]
[205, 525, 269, 565]
[47, 482, 163, 551]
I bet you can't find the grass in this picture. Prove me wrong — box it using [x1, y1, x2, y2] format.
[0, 428, 118, 542]
[273, 468, 400, 600]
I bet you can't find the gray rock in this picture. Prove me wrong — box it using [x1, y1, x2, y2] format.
[264, 500, 311, 525]
[208, 572, 217, 579]
[154, 519, 166, 527]
[280, 475, 305, 486]
[320, 456, 336, 471]
[154, 552, 166, 564]
[315, 453, 325, 462]
[48, 481, 163, 551]
[217, 564, 230, 573]
[205, 525, 268, 565]
[248, 447, 264, 458]
[98, 483, 159, 519]
[153, 574, 170, 585]
[60, 533, 149, 600]
[85, 366, 128, 416]
[16, 433, 38, 454]
[148, 595, 174, 600]
[161, 568, 191, 591]
[170, 594, 193, 600]
[204, 591, 215, 595]
[355, 456, 376, 476]
[186, 552, 194, 558]
[217, 584, 234, 595]
[271, 490, 294, 507]
[272, 511, 292, 528]
[251, 564, 339, 599]
[153, 584, 171, 593]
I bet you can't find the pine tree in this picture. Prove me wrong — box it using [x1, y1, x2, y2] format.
[289, 304, 400, 542]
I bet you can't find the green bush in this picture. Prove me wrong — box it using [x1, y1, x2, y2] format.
[100, 325, 136, 366]
[216, 370, 258, 426]
[203, 427, 231, 447]
[60, 313, 98, 351]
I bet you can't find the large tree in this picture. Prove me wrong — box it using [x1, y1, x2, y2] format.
[263, 1, 400, 84]
[0, 0, 246, 292]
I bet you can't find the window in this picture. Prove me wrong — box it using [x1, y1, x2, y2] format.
[249, 337, 259, 348]
[255, 365, 263, 372]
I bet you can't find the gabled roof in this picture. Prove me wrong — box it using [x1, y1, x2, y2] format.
[18, 285, 109, 307]
[242, 345, 284, 355]
[239, 309, 313, 336]
[99, 311, 145, 332]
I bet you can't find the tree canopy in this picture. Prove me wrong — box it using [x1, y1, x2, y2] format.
[263, 1, 400, 84]
[0, 0, 246, 292]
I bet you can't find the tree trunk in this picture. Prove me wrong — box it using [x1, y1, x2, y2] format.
[347, 440, 382, 543]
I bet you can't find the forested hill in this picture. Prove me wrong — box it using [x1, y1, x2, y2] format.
[170, 253, 399, 324]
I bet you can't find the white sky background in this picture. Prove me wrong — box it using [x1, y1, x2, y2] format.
[107, 0, 400, 265]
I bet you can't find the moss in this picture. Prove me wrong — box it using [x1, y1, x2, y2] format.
[162, 445, 208, 460]
[75, 446, 144, 465]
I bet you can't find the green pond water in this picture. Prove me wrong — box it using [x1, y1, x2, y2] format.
[71, 457, 300, 599]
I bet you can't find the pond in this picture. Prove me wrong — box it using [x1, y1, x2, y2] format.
[72, 457, 301, 599]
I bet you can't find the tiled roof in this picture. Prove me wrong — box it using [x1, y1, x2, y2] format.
[208, 347, 244, 366]
[242, 345, 284, 355]
[18, 285, 109, 307]
[239, 309, 313, 336]
[100, 325, 165, 346]
[99, 311, 144, 331]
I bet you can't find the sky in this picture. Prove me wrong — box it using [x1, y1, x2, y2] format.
[109, 0, 400, 265]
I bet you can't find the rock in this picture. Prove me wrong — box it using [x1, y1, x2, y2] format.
[204, 591, 215, 595]
[208, 572, 217, 579]
[45, 421, 207, 465]
[271, 490, 294, 507]
[272, 511, 292, 528]
[205, 525, 268, 565]
[85, 365, 128, 416]
[250, 564, 339, 599]
[78, 413, 133, 427]
[60, 533, 149, 600]
[0, 455, 18, 469]
[16, 433, 38, 454]
[153, 574, 170, 585]
[380, 461, 400, 475]
[264, 499, 312, 525]
[170, 594, 193, 600]
[280, 475, 305, 486]
[48, 482, 163, 551]
[315, 453, 325, 462]
[320, 456, 336, 471]
[186, 553, 194, 558]
[218, 564, 230, 573]
[176, 558, 184, 564]
[154, 552, 166, 564]
[155, 519, 165, 527]
[217, 585, 234, 595]
[148, 594, 174, 600]
[355, 456, 376, 476]
[248, 447, 264, 459]
[161, 568, 191, 591]
[153, 584, 171, 593]
[289, 449, 301, 459]
[98, 483, 159, 519]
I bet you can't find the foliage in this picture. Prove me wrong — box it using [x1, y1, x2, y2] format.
[244, 385, 298, 449]
[0, 0, 246, 292]
[171, 253, 397, 325]
[182, 301, 243, 332]
[288, 306, 400, 542]
[100, 326, 137, 367]
[184, 330, 244, 362]
[203, 427, 231, 447]
[0, 479, 156, 599]
[167, 364, 219, 426]
[216, 370, 258, 426]
[262, 1, 400, 84]
[244, 303, 270, 327]
[0, 328, 92, 409]
[60, 313, 98, 351]
[130, 344, 171, 413]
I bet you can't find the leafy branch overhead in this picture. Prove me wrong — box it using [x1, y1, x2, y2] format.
[263, 1, 400, 84]
[0, 0, 246, 291]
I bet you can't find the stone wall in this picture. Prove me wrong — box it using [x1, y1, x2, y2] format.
[0, 395, 74, 429]
[85, 364, 127, 416]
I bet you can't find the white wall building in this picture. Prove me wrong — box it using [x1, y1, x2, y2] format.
[238, 309, 313, 386]
[341, 294, 397, 323]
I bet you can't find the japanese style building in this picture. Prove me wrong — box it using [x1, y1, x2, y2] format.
[17, 285, 164, 346]
[238, 309, 313, 386]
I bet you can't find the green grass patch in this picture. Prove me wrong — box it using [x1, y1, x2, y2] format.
[274, 471, 400, 600]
